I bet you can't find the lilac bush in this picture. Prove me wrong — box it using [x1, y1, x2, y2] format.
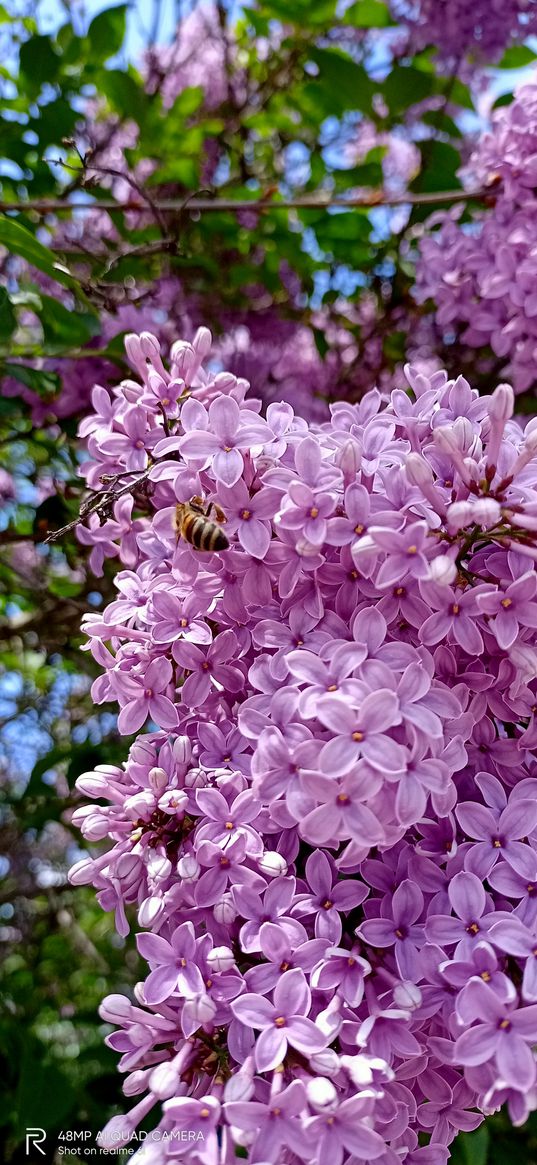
[70, 327, 537, 1162]
[415, 79, 537, 394]
[390, 0, 537, 63]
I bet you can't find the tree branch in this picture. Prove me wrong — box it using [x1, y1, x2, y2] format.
[0, 186, 496, 216]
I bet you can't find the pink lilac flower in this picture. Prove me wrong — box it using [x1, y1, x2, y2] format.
[178, 396, 272, 486]
[454, 979, 537, 1091]
[116, 658, 178, 734]
[70, 328, 537, 1160]
[231, 969, 327, 1071]
[316, 690, 404, 776]
[359, 880, 425, 980]
[225, 1080, 313, 1163]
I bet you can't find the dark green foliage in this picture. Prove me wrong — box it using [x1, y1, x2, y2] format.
[0, 2, 535, 1160]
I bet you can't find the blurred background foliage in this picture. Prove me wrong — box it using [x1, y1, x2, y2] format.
[2, 0, 537, 1160]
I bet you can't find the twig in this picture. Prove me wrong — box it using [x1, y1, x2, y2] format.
[0, 347, 128, 365]
[99, 236, 177, 276]
[53, 151, 171, 238]
[0, 186, 496, 215]
[44, 466, 154, 543]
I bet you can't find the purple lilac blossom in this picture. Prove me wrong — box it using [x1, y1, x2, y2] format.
[415, 78, 537, 395]
[390, 0, 537, 64]
[71, 327, 537, 1161]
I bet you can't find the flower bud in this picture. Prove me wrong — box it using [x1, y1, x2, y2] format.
[139, 332, 162, 362]
[214, 371, 238, 392]
[192, 326, 212, 359]
[149, 1061, 182, 1100]
[336, 440, 361, 486]
[523, 422, 537, 454]
[213, 893, 236, 926]
[80, 814, 111, 841]
[124, 333, 145, 376]
[97, 1116, 134, 1148]
[307, 1048, 340, 1076]
[488, 382, 514, 423]
[257, 851, 288, 877]
[469, 498, 501, 527]
[446, 500, 475, 531]
[207, 945, 235, 972]
[170, 341, 196, 381]
[138, 895, 164, 929]
[115, 853, 140, 878]
[148, 766, 169, 795]
[123, 1069, 152, 1097]
[177, 854, 200, 883]
[146, 852, 172, 882]
[99, 994, 135, 1022]
[224, 1072, 255, 1103]
[393, 980, 422, 1009]
[341, 1052, 392, 1088]
[121, 378, 144, 404]
[75, 774, 109, 797]
[68, 857, 97, 886]
[405, 452, 434, 488]
[173, 735, 192, 767]
[124, 791, 155, 820]
[428, 554, 458, 586]
[191, 993, 217, 1025]
[306, 1077, 338, 1111]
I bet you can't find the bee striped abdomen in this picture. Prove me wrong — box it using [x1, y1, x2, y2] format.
[182, 512, 229, 552]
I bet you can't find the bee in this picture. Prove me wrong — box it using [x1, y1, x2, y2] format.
[173, 496, 229, 553]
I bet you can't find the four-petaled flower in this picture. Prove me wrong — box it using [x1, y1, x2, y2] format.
[231, 968, 327, 1071]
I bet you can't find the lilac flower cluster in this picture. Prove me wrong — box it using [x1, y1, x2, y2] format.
[390, 0, 537, 64]
[71, 327, 537, 1162]
[415, 79, 537, 394]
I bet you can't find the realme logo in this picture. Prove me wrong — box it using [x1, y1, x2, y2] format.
[25, 1129, 46, 1157]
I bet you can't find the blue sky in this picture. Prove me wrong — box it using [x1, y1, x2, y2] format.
[33, 0, 537, 100]
[37, 0, 180, 57]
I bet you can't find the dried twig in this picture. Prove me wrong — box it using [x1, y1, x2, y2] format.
[44, 466, 155, 543]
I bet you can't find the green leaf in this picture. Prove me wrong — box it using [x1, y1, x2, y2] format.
[98, 331, 129, 364]
[98, 68, 146, 123]
[147, 155, 199, 186]
[19, 35, 60, 93]
[0, 216, 84, 294]
[309, 47, 375, 112]
[314, 211, 371, 242]
[167, 85, 204, 118]
[48, 577, 83, 598]
[383, 66, 435, 113]
[493, 91, 515, 110]
[14, 1037, 77, 1136]
[0, 287, 16, 342]
[383, 330, 406, 363]
[260, 0, 336, 21]
[2, 363, 61, 398]
[421, 110, 463, 138]
[412, 140, 462, 193]
[87, 4, 128, 59]
[313, 327, 329, 358]
[37, 295, 99, 348]
[451, 1126, 489, 1165]
[29, 97, 79, 146]
[26, 746, 73, 796]
[448, 78, 475, 112]
[499, 45, 537, 69]
[343, 0, 392, 27]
